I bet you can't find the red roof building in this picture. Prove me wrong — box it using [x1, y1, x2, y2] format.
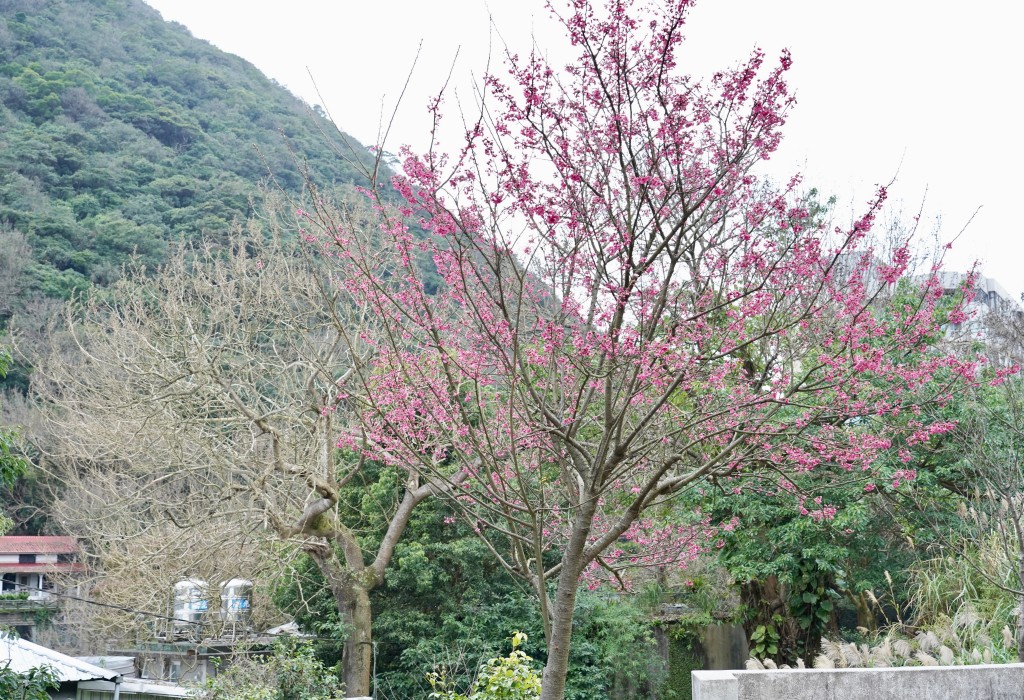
[0, 535, 79, 555]
[0, 535, 85, 599]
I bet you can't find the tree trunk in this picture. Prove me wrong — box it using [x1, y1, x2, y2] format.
[310, 548, 374, 698]
[342, 584, 373, 697]
[848, 590, 876, 633]
[1018, 594, 1024, 663]
[540, 571, 582, 700]
[540, 499, 598, 700]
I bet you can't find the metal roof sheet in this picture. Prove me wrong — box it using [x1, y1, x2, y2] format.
[0, 633, 118, 682]
[0, 536, 79, 554]
[75, 656, 137, 677]
[78, 678, 190, 697]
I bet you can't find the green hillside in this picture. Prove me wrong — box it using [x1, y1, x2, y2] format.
[0, 0, 376, 307]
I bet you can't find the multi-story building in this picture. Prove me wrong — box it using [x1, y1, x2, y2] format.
[932, 271, 1023, 363]
[0, 536, 84, 640]
[934, 271, 1019, 314]
[0, 535, 84, 599]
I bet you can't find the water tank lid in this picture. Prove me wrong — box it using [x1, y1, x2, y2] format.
[221, 578, 253, 588]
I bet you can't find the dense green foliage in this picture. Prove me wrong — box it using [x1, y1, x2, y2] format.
[693, 274, 983, 665]
[0, 592, 30, 601]
[0, 638, 60, 700]
[0, 351, 25, 478]
[429, 633, 542, 700]
[0, 348, 28, 534]
[663, 638, 700, 700]
[192, 640, 346, 700]
[705, 466, 905, 661]
[0, 0, 376, 311]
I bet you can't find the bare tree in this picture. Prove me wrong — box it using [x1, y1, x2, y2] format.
[25, 201, 462, 695]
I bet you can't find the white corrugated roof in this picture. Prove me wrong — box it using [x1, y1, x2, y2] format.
[0, 633, 117, 682]
[75, 655, 137, 677]
[79, 679, 190, 697]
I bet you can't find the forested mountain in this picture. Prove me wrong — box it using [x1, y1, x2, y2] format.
[0, 0, 376, 309]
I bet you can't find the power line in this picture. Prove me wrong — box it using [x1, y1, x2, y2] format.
[2, 581, 350, 645]
[7, 581, 187, 626]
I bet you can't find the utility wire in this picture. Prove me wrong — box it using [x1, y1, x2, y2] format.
[2, 581, 357, 645]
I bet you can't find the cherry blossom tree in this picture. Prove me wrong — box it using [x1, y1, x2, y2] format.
[301, 1, 974, 696]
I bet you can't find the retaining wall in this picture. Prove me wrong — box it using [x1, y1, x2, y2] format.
[692, 663, 1024, 700]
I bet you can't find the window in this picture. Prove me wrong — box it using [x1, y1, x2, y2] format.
[141, 658, 159, 680]
[18, 554, 36, 564]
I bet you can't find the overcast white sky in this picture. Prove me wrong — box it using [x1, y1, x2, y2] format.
[145, 0, 1022, 299]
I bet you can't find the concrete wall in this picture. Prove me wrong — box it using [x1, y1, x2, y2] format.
[692, 663, 1024, 700]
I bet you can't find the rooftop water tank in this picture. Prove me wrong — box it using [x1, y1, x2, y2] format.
[220, 578, 253, 627]
[171, 578, 208, 637]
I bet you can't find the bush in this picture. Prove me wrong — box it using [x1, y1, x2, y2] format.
[191, 640, 345, 700]
[0, 592, 31, 601]
[428, 632, 541, 700]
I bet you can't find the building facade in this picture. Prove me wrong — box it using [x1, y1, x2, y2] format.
[0, 536, 84, 599]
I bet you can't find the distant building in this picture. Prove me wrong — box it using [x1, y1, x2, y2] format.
[113, 638, 272, 685]
[0, 536, 85, 641]
[934, 271, 1019, 315]
[0, 536, 84, 600]
[932, 272, 1024, 362]
[113, 577, 271, 684]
